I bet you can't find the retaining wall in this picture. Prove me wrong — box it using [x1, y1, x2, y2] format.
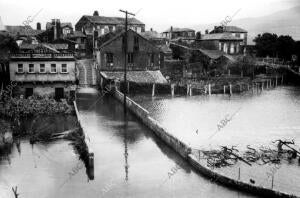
[113, 90, 191, 159]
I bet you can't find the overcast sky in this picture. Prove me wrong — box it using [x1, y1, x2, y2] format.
[0, 0, 299, 32]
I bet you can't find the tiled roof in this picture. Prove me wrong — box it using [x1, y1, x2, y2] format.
[46, 22, 73, 30]
[198, 48, 236, 61]
[140, 31, 163, 39]
[83, 15, 144, 25]
[201, 33, 243, 41]
[223, 26, 247, 33]
[100, 70, 168, 84]
[198, 49, 224, 59]
[19, 43, 68, 52]
[68, 31, 86, 38]
[4, 25, 44, 36]
[99, 29, 158, 51]
[163, 27, 195, 33]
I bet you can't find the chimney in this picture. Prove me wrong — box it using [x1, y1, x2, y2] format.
[170, 26, 173, 40]
[52, 19, 61, 40]
[36, 22, 41, 30]
[52, 19, 57, 40]
[93, 10, 99, 16]
[205, 29, 209, 34]
[150, 28, 153, 32]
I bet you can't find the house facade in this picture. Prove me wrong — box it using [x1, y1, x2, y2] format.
[210, 26, 248, 53]
[95, 29, 167, 89]
[197, 33, 243, 55]
[9, 43, 76, 100]
[162, 27, 195, 40]
[96, 29, 162, 71]
[75, 11, 145, 37]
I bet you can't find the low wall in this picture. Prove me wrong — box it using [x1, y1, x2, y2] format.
[73, 101, 93, 155]
[113, 90, 191, 159]
[188, 154, 297, 198]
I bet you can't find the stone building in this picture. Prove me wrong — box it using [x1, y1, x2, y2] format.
[9, 43, 76, 100]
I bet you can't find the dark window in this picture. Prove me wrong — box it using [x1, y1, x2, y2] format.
[28, 64, 34, 73]
[25, 88, 33, 98]
[150, 53, 155, 65]
[61, 64, 68, 73]
[17, 64, 23, 73]
[134, 36, 139, 51]
[81, 38, 85, 43]
[51, 64, 57, 73]
[106, 53, 114, 66]
[55, 88, 64, 101]
[128, 53, 134, 64]
[40, 64, 45, 73]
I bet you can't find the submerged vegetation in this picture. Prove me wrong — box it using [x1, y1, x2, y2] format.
[0, 95, 74, 119]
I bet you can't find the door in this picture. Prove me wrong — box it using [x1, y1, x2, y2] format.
[55, 88, 64, 101]
[25, 88, 33, 98]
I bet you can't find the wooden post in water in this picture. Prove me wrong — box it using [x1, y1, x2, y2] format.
[223, 85, 226, 94]
[208, 84, 211, 95]
[275, 76, 278, 87]
[152, 83, 155, 97]
[267, 80, 269, 89]
[238, 167, 241, 180]
[190, 85, 192, 96]
[271, 175, 274, 189]
[229, 84, 232, 95]
[239, 84, 242, 92]
[127, 81, 130, 94]
[186, 84, 190, 96]
[171, 84, 175, 97]
[281, 75, 284, 85]
[261, 82, 264, 91]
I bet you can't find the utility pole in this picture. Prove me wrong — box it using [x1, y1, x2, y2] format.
[119, 9, 135, 115]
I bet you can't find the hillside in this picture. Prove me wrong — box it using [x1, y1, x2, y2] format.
[193, 6, 300, 45]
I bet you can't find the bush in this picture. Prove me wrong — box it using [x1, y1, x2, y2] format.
[0, 96, 74, 118]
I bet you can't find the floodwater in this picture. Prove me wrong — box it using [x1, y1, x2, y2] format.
[0, 88, 259, 198]
[133, 86, 300, 150]
[132, 85, 300, 196]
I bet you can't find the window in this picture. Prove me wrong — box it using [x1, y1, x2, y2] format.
[39, 64, 45, 73]
[128, 53, 134, 64]
[109, 26, 113, 32]
[28, 64, 34, 73]
[106, 53, 114, 66]
[149, 53, 154, 66]
[61, 64, 68, 73]
[17, 64, 23, 73]
[51, 64, 57, 73]
[134, 36, 139, 51]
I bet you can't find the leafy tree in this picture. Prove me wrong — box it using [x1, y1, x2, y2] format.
[253, 33, 278, 57]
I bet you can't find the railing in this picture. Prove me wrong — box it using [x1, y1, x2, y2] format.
[10, 53, 74, 59]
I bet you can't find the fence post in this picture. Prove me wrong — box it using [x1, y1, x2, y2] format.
[271, 175, 274, 189]
[229, 84, 232, 95]
[208, 84, 211, 96]
[238, 167, 240, 180]
[152, 83, 155, 97]
[223, 85, 226, 94]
